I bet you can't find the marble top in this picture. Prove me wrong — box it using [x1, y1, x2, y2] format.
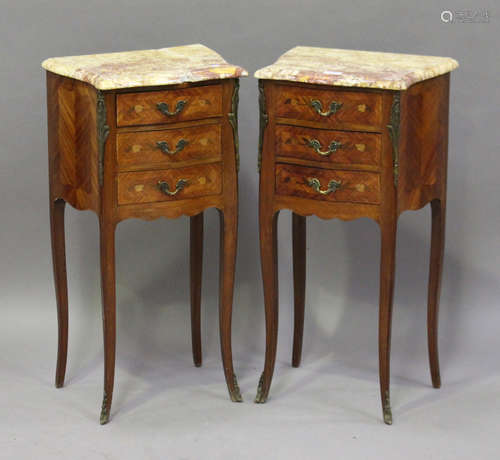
[255, 47, 458, 90]
[42, 44, 248, 90]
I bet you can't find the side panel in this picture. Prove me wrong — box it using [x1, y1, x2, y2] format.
[398, 74, 450, 213]
[47, 71, 100, 212]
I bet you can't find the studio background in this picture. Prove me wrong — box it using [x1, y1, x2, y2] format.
[1, 1, 498, 459]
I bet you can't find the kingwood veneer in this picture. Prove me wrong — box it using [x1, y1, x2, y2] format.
[42, 44, 247, 424]
[255, 46, 458, 424]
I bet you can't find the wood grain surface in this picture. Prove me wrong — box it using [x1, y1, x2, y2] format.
[117, 163, 222, 205]
[275, 84, 383, 130]
[117, 124, 221, 171]
[275, 163, 381, 204]
[117, 85, 223, 127]
[276, 124, 381, 168]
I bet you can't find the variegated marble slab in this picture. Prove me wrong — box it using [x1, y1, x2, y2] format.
[42, 44, 248, 90]
[255, 47, 458, 90]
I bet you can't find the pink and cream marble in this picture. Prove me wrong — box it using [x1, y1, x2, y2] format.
[254, 47, 458, 90]
[42, 44, 248, 90]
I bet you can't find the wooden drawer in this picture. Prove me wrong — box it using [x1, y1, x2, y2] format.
[116, 85, 223, 127]
[117, 124, 221, 171]
[275, 164, 380, 204]
[276, 125, 381, 168]
[117, 163, 222, 205]
[275, 85, 382, 130]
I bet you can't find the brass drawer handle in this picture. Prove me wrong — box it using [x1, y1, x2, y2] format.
[305, 138, 343, 156]
[310, 99, 343, 117]
[157, 179, 189, 196]
[156, 139, 189, 155]
[156, 100, 187, 117]
[306, 177, 341, 195]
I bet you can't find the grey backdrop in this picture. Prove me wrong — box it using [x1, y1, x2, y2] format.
[1, 1, 499, 459]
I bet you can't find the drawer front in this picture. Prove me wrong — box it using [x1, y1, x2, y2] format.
[117, 85, 223, 127]
[276, 125, 381, 167]
[275, 85, 382, 129]
[117, 163, 222, 205]
[275, 164, 380, 204]
[117, 124, 221, 171]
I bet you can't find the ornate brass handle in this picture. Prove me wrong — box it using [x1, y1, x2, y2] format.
[157, 179, 189, 196]
[156, 139, 189, 155]
[310, 99, 343, 117]
[305, 138, 343, 156]
[156, 100, 187, 117]
[306, 177, 341, 195]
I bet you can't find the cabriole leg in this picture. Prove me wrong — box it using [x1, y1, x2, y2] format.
[99, 219, 116, 425]
[218, 210, 242, 402]
[427, 198, 446, 388]
[50, 198, 68, 388]
[190, 213, 204, 367]
[378, 216, 397, 425]
[255, 211, 279, 403]
[292, 213, 306, 368]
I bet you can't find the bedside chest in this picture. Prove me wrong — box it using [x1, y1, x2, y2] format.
[254, 47, 458, 424]
[42, 45, 247, 423]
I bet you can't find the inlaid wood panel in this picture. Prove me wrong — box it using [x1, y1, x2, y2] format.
[398, 74, 449, 213]
[256, 68, 454, 426]
[275, 125, 381, 168]
[116, 85, 223, 127]
[46, 69, 243, 424]
[117, 163, 222, 205]
[47, 72, 100, 212]
[117, 124, 221, 171]
[275, 85, 383, 130]
[275, 163, 380, 204]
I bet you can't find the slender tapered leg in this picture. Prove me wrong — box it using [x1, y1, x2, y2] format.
[427, 198, 446, 388]
[50, 198, 68, 388]
[218, 210, 242, 402]
[378, 216, 397, 425]
[99, 219, 116, 425]
[190, 213, 204, 367]
[255, 211, 279, 403]
[292, 213, 306, 368]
